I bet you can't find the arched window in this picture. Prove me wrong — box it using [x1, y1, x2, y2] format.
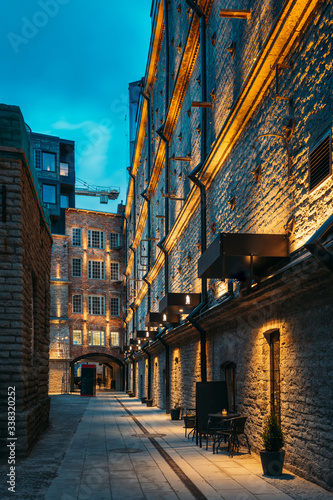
[220, 362, 237, 412]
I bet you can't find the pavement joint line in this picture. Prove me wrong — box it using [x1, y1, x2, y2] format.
[115, 396, 209, 500]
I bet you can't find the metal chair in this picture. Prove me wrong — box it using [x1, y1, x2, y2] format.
[183, 408, 196, 439]
[213, 417, 250, 457]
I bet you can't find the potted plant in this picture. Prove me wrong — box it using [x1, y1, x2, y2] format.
[260, 412, 285, 476]
[170, 403, 181, 420]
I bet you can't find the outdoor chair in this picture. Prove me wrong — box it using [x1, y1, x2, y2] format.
[205, 417, 233, 451]
[213, 416, 250, 457]
[183, 408, 196, 439]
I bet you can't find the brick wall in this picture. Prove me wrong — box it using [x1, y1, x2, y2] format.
[0, 104, 52, 456]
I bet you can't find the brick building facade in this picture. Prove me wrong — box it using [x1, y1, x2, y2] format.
[0, 104, 52, 456]
[49, 207, 125, 393]
[124, 0, 333, 492]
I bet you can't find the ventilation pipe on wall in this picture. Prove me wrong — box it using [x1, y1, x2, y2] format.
[305, 214, 333, 274]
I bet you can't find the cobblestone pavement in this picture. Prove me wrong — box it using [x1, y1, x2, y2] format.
[0, 393, 89, 500]
[0, 393, 332, 500]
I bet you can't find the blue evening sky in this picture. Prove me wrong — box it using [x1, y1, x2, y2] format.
[1, 0, 152, 212]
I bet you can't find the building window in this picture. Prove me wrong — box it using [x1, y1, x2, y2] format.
[309, 131, 331, 191]
[72, 294, 82, 314]
[60, 194, 69, 208]
[110, 233, 119, 248]
[35, 150, 42, 170]
[88, 260, 105, 280]
[88, 230, 104, 249]
[72, 228, 82, 247]
[110, 262, 119, 281]
[88, 295, 105, 315]
[110, 331, 120, 346]
[88, 330, 105, 346]
[73, 330, 82, 345]
[42, 152, 56, 172]
[72, 258, 82, 277]
[42, 184, 56, 204]
[270, 331, 280, 418]
[60, 162, 69, 176]
[110, 297, 120, 316]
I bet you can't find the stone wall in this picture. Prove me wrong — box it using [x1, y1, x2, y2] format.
[125, 0, 333, 491]
[0, 104, 52, 456]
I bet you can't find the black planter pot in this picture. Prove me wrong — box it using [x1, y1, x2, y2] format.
[260, 449, 285, 476]
[170, 408, 181, 420]
[146, 399, 153, 407]
[141, 397, 147, 404]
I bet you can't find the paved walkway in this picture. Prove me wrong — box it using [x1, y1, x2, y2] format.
[43, 393, 332, 500]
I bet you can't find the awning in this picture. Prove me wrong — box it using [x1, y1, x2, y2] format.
[145, 312, 180, 327]
[198, 233, 289, 281]
[159, 293, 201, 315]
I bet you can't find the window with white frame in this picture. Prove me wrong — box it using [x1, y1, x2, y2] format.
[88, 295, 105, 315]
[72, 258, 82, 277]
[110, 262, 119, 281]
[110, 331, 120, 346]
[88, 260, 105, 280]
[110, 297, 120, 316]
[88, 230, 104, 249]
[88, 330, 105, 346]
[73, 330, 82, 345]
[72, 294, 82, 314]
[72, 228, 82, 247]
[110, 233, 119, 248]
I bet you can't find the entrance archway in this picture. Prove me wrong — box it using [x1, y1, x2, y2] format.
[70, 353, 125, 392]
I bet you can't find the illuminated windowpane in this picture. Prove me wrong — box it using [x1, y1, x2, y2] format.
[60, 162, 69, 176]
[110, 331, 120, 346]
[88, 330, 105, 346]
[73, 330, 82, 345]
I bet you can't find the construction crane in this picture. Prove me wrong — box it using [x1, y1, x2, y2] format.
[75, 178, 120, 204]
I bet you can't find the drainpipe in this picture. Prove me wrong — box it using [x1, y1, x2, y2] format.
[124, 359, 128, 392]
[156, 328, 170, 413]
[132, 354, 136, 395]
[186, 0, 207, 159]
[139, 91, 151, 178]
[305, 214, 333, 274]
[142, 346, 152, 401]
[185, 1, 209, 382]
[157, 236, 168, 295]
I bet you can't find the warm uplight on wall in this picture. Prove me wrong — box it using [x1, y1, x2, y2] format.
[185, 295, 190, 305]
[56, 264, 60, 279]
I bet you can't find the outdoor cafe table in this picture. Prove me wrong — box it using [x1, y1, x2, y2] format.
[206, 413, 240, 451]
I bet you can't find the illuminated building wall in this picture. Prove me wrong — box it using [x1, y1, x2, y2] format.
[124, 0, 333, 491]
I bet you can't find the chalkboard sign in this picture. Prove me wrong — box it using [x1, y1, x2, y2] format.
[196, 381, 228, 447]
[81, 365, 96, 397]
